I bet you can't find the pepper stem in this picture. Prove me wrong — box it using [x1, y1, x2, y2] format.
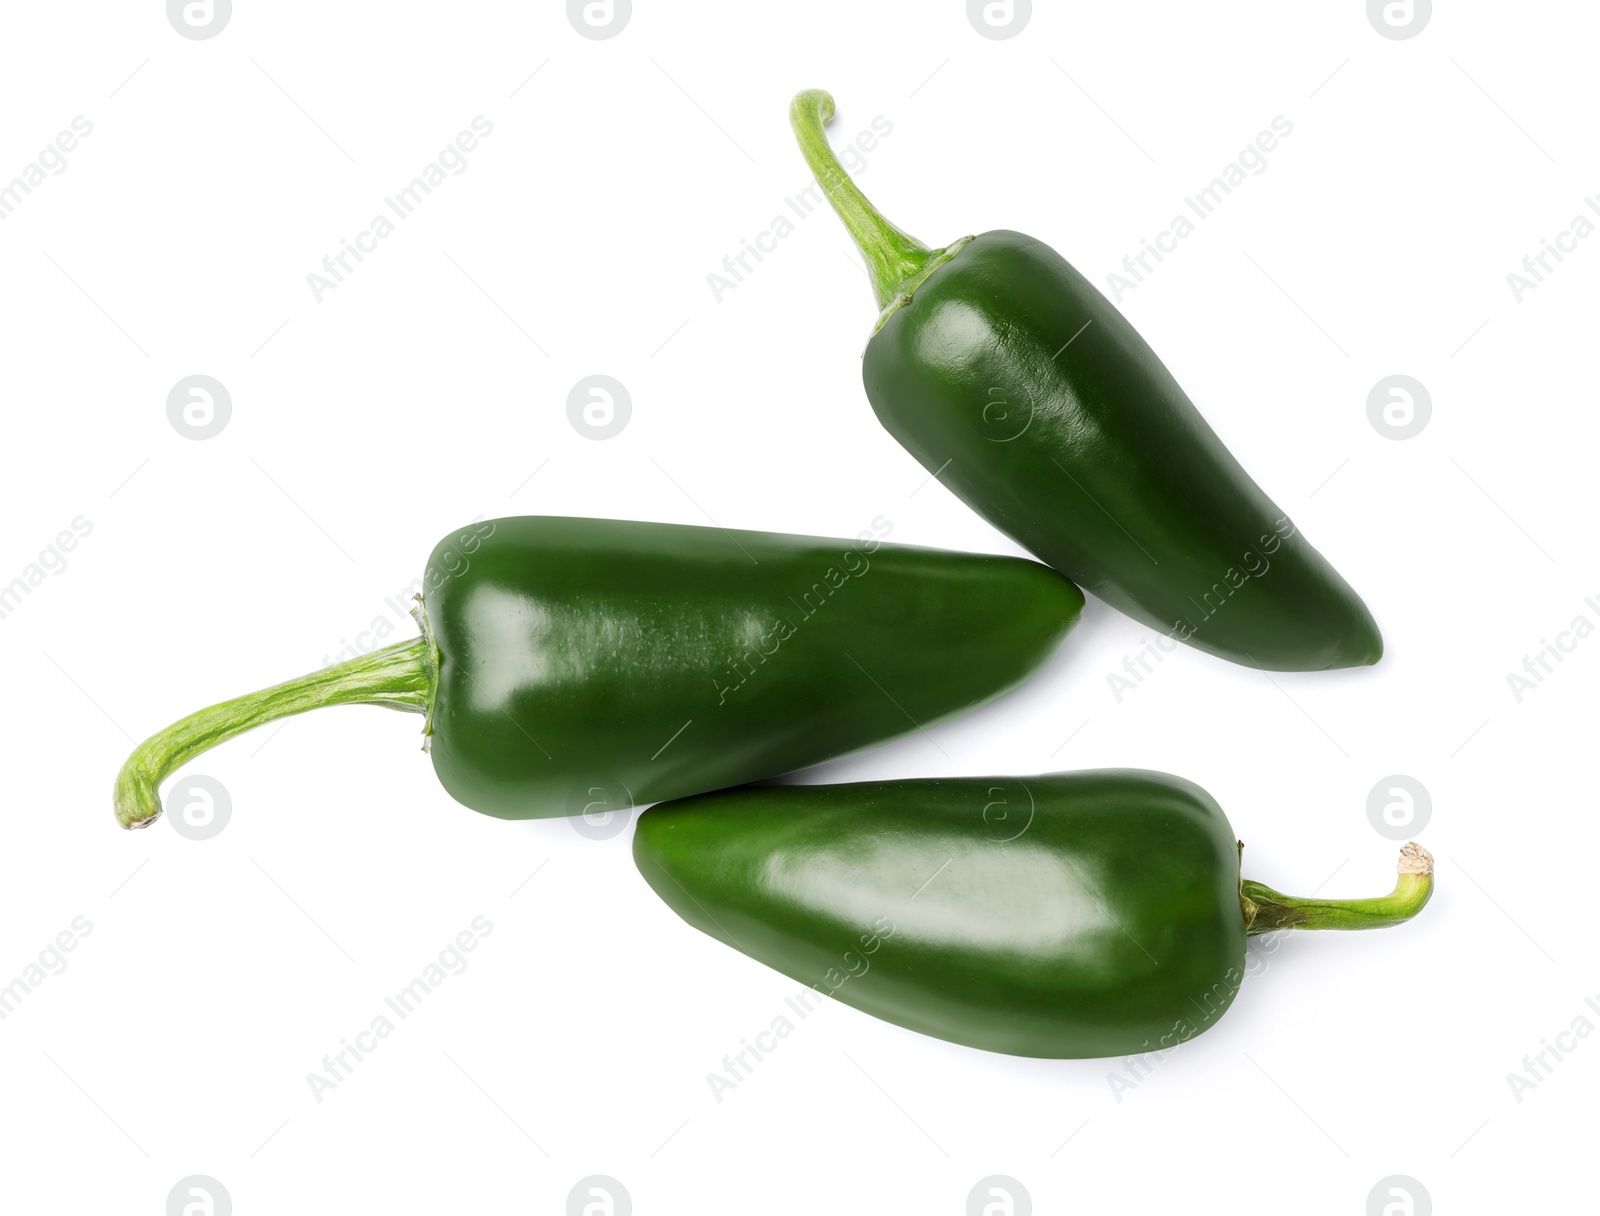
[789, 89, 937, 310]
[1241, 842, 1434, 935]
[113, 636, 435, 830]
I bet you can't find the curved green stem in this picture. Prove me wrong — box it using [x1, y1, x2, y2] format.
[1241, 842, 1434, 935]
[113, 636, 435, 830]
[790, 88, 940, 310]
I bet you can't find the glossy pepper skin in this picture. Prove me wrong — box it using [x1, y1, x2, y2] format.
[112, 516, 1083, 828]
[792, 91, 1382, 672]
[635, 771, 1435, 1059]
[422, 516, 1082, 818]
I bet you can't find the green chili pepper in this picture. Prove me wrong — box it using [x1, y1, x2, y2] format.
[634, 771, 1432, 1059]
[790, 90, 1382, 672]
[113, 516, 1082, 829]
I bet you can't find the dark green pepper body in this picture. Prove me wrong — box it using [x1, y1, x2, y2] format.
[421, 517, 1081, 818]
[112, 516, 1082, 830]
[634, 771, 1247, 1058]
[791, 92, 1382, 671]
[862, 232, 1380, 671]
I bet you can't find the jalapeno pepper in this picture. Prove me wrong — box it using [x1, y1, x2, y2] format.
[791, 90, 1382, 672]
[634, 771, 1432, 1059]
[113, 516, 1083, 829]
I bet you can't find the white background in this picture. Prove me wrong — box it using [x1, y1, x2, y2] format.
[2, 2, 1594, 1212]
